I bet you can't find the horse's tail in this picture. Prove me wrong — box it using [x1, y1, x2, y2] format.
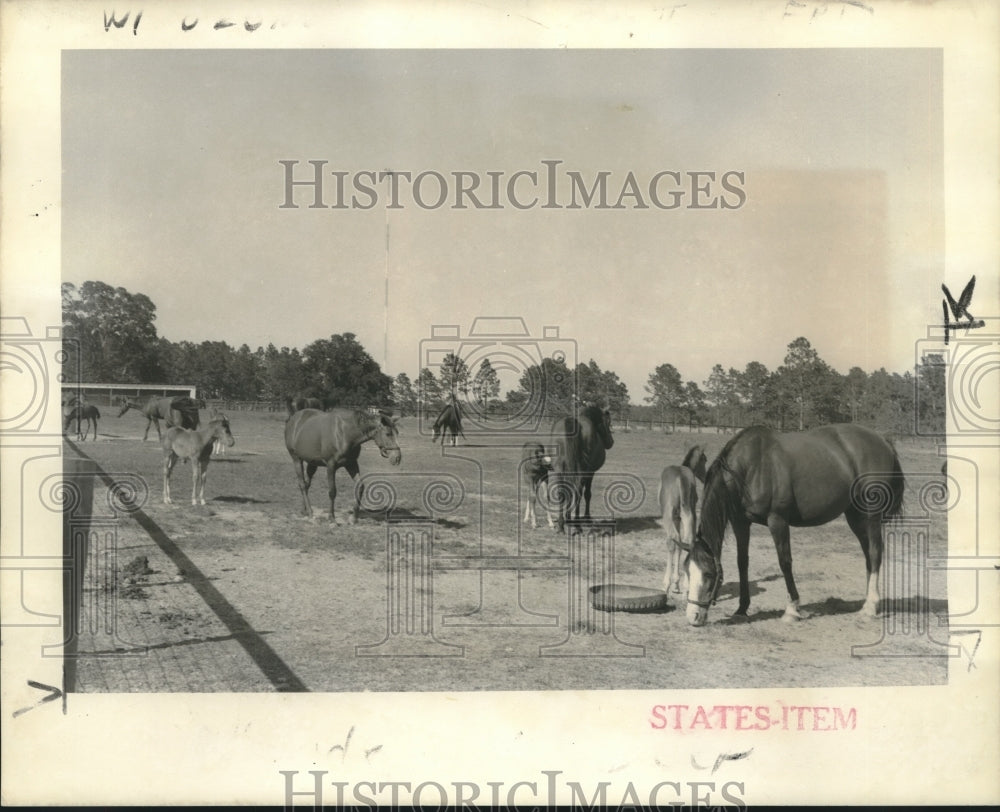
[885, 439, 905, 520]
[93, 407, 102, 419]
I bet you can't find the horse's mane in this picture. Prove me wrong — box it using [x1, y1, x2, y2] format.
[578, 404, 605, 423]
[697, 428, 758, 558]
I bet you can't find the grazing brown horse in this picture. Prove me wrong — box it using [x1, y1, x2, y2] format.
[521, 441, 554, 530]
[284, 408, 401, 524]
[162, 414, 235, 505]
[119, 395, 200, 441]
[432, 401, 466, 446]
[286, 395, 323, 416]
[685, 424, 905, 626]
[64, 404, 101, 441]
[549, 405, 615, 533]
[659, 444, 708, 595]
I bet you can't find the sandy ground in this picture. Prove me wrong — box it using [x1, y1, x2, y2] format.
[63, 410, 952, 692]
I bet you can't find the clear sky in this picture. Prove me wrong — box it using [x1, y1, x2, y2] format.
[62, 48, 943, 397]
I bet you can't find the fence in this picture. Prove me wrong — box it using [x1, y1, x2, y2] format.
[61, 383, 196, 407]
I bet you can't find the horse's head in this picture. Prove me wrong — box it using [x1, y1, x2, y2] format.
[597, 408, 615, 450]
[683, 445, 708, 483]
[375, 413, 402, 465]
[685, 534, 723, 627]
[116, 401, 133, 418]
[211, 415, 236, 448]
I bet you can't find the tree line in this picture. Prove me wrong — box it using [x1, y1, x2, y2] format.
[62, 281, 944, 433]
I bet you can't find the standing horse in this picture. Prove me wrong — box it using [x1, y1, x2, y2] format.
[119, 395, 200, 441]
[432, 401, 466, 446]
[284, 408, 402, 524]
[521, 441, 555, 530]
[208, 408, 229, 456]
[162, 414, 235, 505]
[684, 424, 905, 626]
[549, 405, 615, 533]
[659, 444, 708, 595]
[64, 404, 101, 441]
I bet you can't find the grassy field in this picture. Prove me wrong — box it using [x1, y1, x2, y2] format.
[66, 409, 952, 692]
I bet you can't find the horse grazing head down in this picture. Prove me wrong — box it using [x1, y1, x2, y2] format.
[686, 534, 724, 627]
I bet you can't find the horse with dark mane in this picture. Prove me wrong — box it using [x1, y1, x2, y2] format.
[432, 401, 466, 446]
[658, 444, 707, 595]
[684, 424, 904, 626]
[549, 405, 615, 533]
[286, 395, 324, 416]
[284, 408, 402, 524]
[118, 395, 200, 441]
[64, 404, 101, 441]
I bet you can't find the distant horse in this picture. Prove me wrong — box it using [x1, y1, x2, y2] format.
[685, 424, 905, 627]
[659, 444, 708, 595]
[521, 441, 554, 530]
[64, 404, 101, 441]
[208, 408, 228, 456]
[284, 408, 402, 524]
[286, 395, 323, 416]
[162, 414, 235, 505]
[118, 395, 200, 441]
[432, 401, 466, 446]
[549, 405, 615, 533]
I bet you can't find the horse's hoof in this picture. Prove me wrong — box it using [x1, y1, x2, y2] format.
[783, 605, 808, 622]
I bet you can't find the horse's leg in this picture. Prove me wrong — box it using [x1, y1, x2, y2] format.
[326, 463, 341, 524]
[163, 453, 177, 504]
[200, 458, 210, 505]
[553, 473, 567, 534]
[292, 459, 314, 517]
[664, 514, 683, 593]
[734, 518, 752, 616]
[846, 509, 880, 618]
[766, 514, 804, 621]
[191, 458, 200, 505]
[523, 480, 535, 528]
[663, 538, 677, 594]
[582, 475, 594, 521]
[344, 459, 362, 524]
[541, 478, 555, 530]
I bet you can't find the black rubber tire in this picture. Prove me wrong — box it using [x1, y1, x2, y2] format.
[590, 584, 670, 613]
